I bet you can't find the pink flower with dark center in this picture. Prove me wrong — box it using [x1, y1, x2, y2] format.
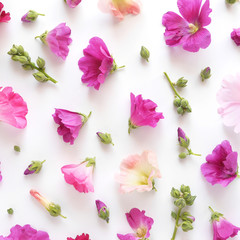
[231, 28, 240, 46]
[162, 0, 212, 52]
[117, 208, 154, 240]
[217, 74, 240, 133]
[0, 224, 49, 239]
[0, 87, 28, 129]
[65, 0, 82, 8]
[61, 157, 95, 193]
[0, 3, 10, 23]
[201, 140, 238, 187]
[98, 0, 140, 20]
[67, 234, 90, 240]
[129, 93, 164, 133]
[35, 23, 72, 60]
[52, 109, 91, 145]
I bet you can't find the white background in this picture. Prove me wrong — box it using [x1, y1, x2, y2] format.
[1, 0, 240, 239]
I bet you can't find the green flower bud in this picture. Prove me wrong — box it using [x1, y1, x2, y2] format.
[174, 198, 186, 209]
[84, 157, 96, 168]
[181, 212, 195, 223]
[201, 67, 211, 81]
[26, 10, 45, 22]
[177, 107, 184, 115]
[179, 137, 190, 148]
[226, 0, 237, 4]
[11, 55, 20, 61]
[33, 72, 48, 82]
[186, 105, 192, 112]
[27, 160, 46, 174]
[14, 145, 21, 152]
[17, 45, 24, 55]
[179, 152, 187, 159]
[36, 57, 45, 69]
[180, 185, 190, 194]
[96, 132, 114, 145]
[19, 56, 29, 64]
[48, 203, 64, 217]
[7, 208, 14, 215]
[22, 64, 34, 71]
[171, 187, 181, 198]
[23, 51, 29, 57]
[140, 46, 150, 62]
[185, 195, 196, 206]
[176, 77, 188, 88]
[99, 207, 110, 223]
[8, 48, 18, 55]
[181, 221, 193, 232]
[173, 98, 181, 107]
[171, 211, 177, 219]
[181, 99, 189, 108]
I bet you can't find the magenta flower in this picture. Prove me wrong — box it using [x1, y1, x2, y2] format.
[65, 0, 82, 8]
[67, 234, 90, 240]
[162, 0, 212, 52]
[217, 74, 240, 133]
[52, 109, 91, 145]
[0, 87, 28, 129]
[35, 23, 72, 60]
[0, 2, 10, 23]
[209, 206, 240, 240]
[231, 28, 240, 46]
[61, 157, 95, 193]
[0, 224, 49, 239]
[201, 140, 238, 187]
[78, 37, 124, 90]
[95, 200, 110, 223]
[117, 208, 154, 240]
[129, 93, 164, 133]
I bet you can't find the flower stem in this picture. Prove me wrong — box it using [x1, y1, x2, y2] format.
[209, 206, 214, 213]
[164, 72, 182, 100]
[187, 148, 201, 156]
[38, 13, 45, 16]
[171, 208, 182, 240]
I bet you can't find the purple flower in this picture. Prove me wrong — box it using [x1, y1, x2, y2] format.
[162, 0, 212, 52]
[65, 0, 82, 8]
[201, 140, 238, 187]
[231, 28, 240, 46]
[117, 208, 154, 240]
[95, 200, 109, 223]
[24, 165, 35, 175]
[0, 224, 49, 239]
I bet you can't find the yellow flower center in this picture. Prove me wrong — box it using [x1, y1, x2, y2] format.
[136, 227, 147, 238]
[189, 23, 199, 34]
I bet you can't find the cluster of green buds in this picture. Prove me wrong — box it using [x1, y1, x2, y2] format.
[8, 45, 57, 83]
[164, 72, 192, 115]
[226, 0, 237, 4]
[170, 184, 196, 240]
[200, 67, 211, 81]
[96, 132, 114, 146]
[140, 46, 150, 62]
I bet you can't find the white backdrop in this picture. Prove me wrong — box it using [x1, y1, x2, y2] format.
[1, 0, 240, 239]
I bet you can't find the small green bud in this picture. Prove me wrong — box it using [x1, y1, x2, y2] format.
[181, 99, 189, 108]
[181, 221, 193, 232]
[176, 77, 188, 88]
[11, 55, 20, 61]
[181, 212, 195, 223]
[7, 208, 14, 215]
[171, 211, 177, 219]
[84, 157, 96, 168]
[201, 67, 211, 81]
[185, 195, 196, 206]
[226, 0, 237, 4]
[179, 137, 190, 148]
[96, 132, 114, 145]
[180, 185, 190, 194]
[173, 98, 181, 107]
[171, 187, 181, 198]
[99, 207, 110, 223]
[22, 64, 34, 71]
[8, 48, 18, 55]
[17, 45, 24, 55]
[36, 57, 45, 69]
[33, 72, 48, 82]
[186, 105, 192, 112]
[48, 203, 63, 217]
[140, 46, 150, 62]
[174, 198, 186, 209]
[27, 160, 46, 174]
[177, 107, 184, 115]
[179, 152, 187, 159]
[14, 145, 21, 152]
[23, 51, 29, 57]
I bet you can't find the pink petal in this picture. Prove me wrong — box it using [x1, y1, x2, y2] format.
[198, 0, 212, 27]
[217, 219, 240, 238]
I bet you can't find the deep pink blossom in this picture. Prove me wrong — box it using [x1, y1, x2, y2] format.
[0, 87, 28, 129]
[0, 224, 49, 240]
[98, 0, 140, 20]
[67, 234, 90, 240]
[61, 158, 95, 193]
[231, 28, 240, 46]
[66, 0, 82, 8]
[78, 37, 114, 90]
[201, 140, 238, 187]
[52, 109, 91, 145]
[162, 0, 212, 52]
[217, 74, 240, 133]
[0, 3, 10, 23]
[129, 93, 164, 133]
[117, 208, 154, 240]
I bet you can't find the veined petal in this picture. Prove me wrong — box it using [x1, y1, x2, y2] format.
[198, 0, 212, 27]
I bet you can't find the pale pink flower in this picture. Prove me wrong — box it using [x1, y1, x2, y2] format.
[162, 0, 212, 52]
[36, 23, 72, 60]
[0, 87, 28, 129]
[61, 157, 95, 193]
[117, 208, 154, 240]
[98, 0, 140, 20]
[116, 151, 161, 193]
[217, 74, 240, 133]
[65, 0, 82, 8]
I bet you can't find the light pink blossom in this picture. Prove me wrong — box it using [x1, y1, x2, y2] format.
[0, 87, 28, 129]
[61, 157, 95, 193]
[217, 74, 240, 133]
[116, 151, 161, 193]
[162, 0, 212, 52]
[117, 208, 154, 240]
[65, 0, 82, 8]
[98, 0, 140, 20]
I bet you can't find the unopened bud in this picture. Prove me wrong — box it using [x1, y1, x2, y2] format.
[96, 132, 114, 145]
[185, 195, 196, 206]
[226, 0, 237, 4]
[36, 57, 45, 69]
[17, 45, 24, 55]
[96, 200, 110, 223]
[171, 187, 181, 198]
[140, 46, 150, 62]
[33, 72, 48, 82]
[181, 221, 193, 232]
[176, 77, 188, 88]
[181, 99, 189, 108]
[174, 198, 186, 209]
[201, 67, 211, 81]
[179, 152, 187, 159]
[177, 107, 184, 115]
[22, 10, 45, 22]
[22, 64, 33, 71]
[180, 185, 190, 194]
[8, 47, 18, 55]
[173, 98, 181, 107]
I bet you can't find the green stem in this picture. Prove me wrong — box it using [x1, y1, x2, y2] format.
[60, 214, 67, 219]
[79, 111, 92, 125]
[41, 160, 46, 164]
[164, 72, 182, 100]
[187, 148, 201, 156]
[117, 65, 125, 69]
[38, 13, 45, 16]
[209, 206, 214, 213]
[31, 63, 57, 83]
[171, 208, 182, 240]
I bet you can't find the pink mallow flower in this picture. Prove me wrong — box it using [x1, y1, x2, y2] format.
[65, 0, 82, 8]
[209, 206, 240, 240]
[129, 93, 164, 133]
[61, 157, 95, 193]
[201, 140, 238, 187]
[217, 74, 240, 133]
[231, 28, 240, 46]
[35, 23, 72, 60]
[52, 109, 91, 145]
[0, 87, 28, 129]
[0, 224, 49, 240]
[117, 208, 154, 240]
[162, 0, 212, 52]
[0, 2, 10, 23]
[116, 150, 161, 193]
[78, 37, 124, 90]
[98, 0, 140, 20]
[67, 234, 90, 240]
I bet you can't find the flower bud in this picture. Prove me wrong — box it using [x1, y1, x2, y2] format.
[181, 212, 195, 223]
[33, 72, 48, 82]
[177, 107, 184, 115]
[179, 152, 187, 159]
[200, 67, 211, 81]
[171, 187, 181, 198]
[186, 105, 192, 112]
[95, 200, 110, 223]
[14, 145, 21, 152]
[96, 132, 114, 145]
[176, 77, 188, 88]
[181, 99, 189, 108]
[24, 160, 46, 175]
[174, 198, 186, 209]
[7, 208, 14, 215]
[140, 46, 150, 62]
[185, 195, 196, 206]
[22, 64, 34, 71]
[21, 10, 45, 22]
[36, 57, 45, 69]
[180, 185, 190, 194]
[226, 0, 237, 4]
[17, 45, 24, 55]
[173, 98, 181, 107]
[48, 203, 63, 217]
[8, 47, 18, 55]
[18, 56, 29, 64]
[181, 221, 193, 232]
